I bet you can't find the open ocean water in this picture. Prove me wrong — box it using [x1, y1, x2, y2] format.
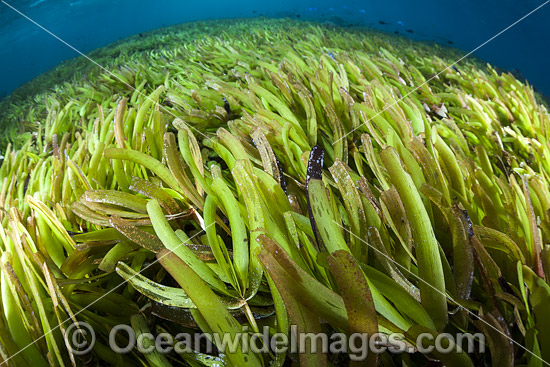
[1, 0, 549, 99]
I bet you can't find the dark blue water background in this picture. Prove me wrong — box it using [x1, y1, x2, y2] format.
[1, 0, 549, 98]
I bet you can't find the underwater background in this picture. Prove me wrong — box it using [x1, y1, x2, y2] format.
[2, 0, 550, 366]
[0, 0, 549, 99]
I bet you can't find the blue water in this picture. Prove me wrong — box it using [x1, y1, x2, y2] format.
[0, 0, 549, 98]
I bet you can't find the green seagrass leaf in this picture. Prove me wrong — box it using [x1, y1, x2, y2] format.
[327, 250, 377, 367]
[116, 262, 244, 310]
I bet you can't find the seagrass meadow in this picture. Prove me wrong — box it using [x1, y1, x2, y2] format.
[1, 17, 550, 366]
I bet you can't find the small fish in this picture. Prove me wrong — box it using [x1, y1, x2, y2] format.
[378, 20, 389, 25]
[447, 40, 454, 45]
[326, 50, 336, 60]
[406, 29, 414, 33]
[29, 0, 46, 7]
[296, 14, 301, 18]
[359, 9, 366, 13]
[394, 31, 399, 34]
[397, 20, 404, 26]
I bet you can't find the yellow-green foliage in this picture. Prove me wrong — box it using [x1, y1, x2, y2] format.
[0, 18, 549, 366]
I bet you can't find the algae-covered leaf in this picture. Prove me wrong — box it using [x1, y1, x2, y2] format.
[163, 132, 203, 209]
[251, 128, 278, 179]
[116, 262, 244, 309]
[257, 234, 348, 331]
[473, 311, 514, 367]
[157, 249, 263, 367]
[81, 190, 148, 213]
[329, 160, 367, 258]
[420, 184, 474, 301]
[147, 199, 227, 294]
[114, 97, 128, 149]
[473, 225, 526, 264]
[174, 119, 206, 196]
[109, 215, 163, 253]
[327, 250, 377, 367]
[366, 227, 420, 301]
[277, 284, 327, 367]
[129, 176, 181, 215]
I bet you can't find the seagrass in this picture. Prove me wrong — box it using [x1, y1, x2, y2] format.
[0, 18, 549, 367]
